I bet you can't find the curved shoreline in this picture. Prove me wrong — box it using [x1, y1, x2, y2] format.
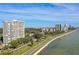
[33, 30, 76, 55]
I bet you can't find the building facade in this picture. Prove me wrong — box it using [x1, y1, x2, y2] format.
[55, 24, 62, 31]
[63, 24, 68, 32]
[3, 20, 25, 44]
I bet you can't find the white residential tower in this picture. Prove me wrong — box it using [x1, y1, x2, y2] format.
[3, 20, 25, 44]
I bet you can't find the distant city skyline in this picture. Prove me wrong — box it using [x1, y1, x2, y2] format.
[0, 3, 79, 28]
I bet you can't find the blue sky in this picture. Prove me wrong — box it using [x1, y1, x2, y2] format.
[0, 3, 79, 28]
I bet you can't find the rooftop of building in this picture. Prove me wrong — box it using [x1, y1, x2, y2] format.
[3, 20, 24, 23]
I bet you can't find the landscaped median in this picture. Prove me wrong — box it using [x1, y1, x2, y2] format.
[12, 42, 39, 55]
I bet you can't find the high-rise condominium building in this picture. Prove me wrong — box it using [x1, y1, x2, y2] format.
[63, 24, 68, 32]
[55, 24, 61, 31]
[3, 20, 25, 44]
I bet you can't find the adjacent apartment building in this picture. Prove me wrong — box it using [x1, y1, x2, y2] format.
[3, 20, 25, 44]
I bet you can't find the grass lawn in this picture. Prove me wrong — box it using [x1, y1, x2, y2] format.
[12, 42, 39, 55]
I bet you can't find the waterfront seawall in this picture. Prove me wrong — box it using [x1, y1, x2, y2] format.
[33, 30, 76, 55]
